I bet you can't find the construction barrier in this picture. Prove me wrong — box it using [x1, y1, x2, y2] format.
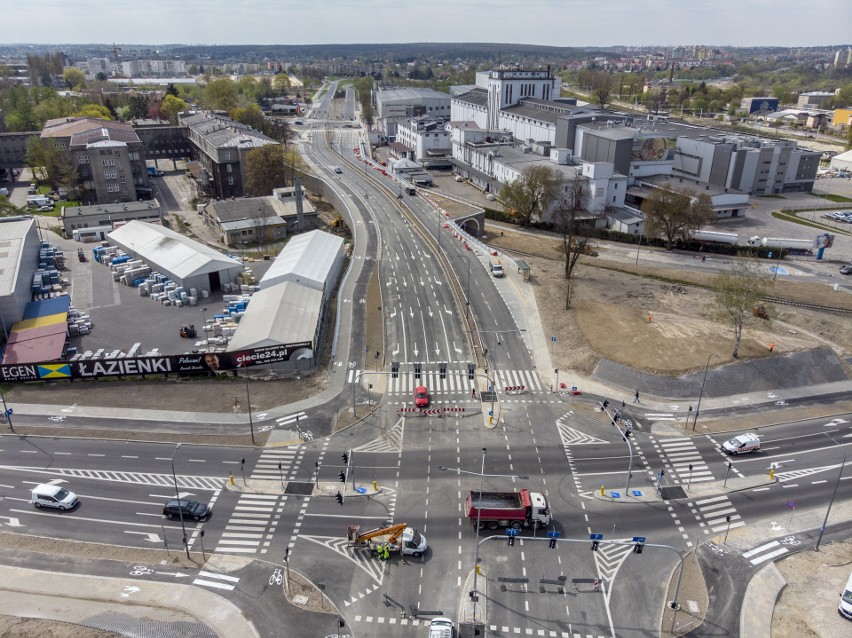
[444, 407, 466, 413]
[504, 385, 527, 394]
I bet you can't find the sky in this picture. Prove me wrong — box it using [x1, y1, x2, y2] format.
[8, 0, 851, 48]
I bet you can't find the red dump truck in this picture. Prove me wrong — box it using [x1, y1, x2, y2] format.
[465, 488, 551, 530]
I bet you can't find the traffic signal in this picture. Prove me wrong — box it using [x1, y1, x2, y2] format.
[613, 411, 620, 422]
[467, 363, 475, 381]
[336, 491, 343, 505]
[391, 362, 399, 378]
[633, 542, 644, 554]
[508, 535, 515, 547]
[624, 429, 631, 438]
[414, 363, 422, 379]
[549, 537, 556, 549]
[602, 399, 609, 409]
[440, 362, 447, 379]
[339, 471, 346, 483]
[591, 540, 599, 551]
[338, 618, 345, 628]
[342, 452, 348, 464]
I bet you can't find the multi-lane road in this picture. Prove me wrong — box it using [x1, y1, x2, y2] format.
[0, 81, 849, 638]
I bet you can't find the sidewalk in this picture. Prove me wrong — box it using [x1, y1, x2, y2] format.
[0, 563, 259, 637]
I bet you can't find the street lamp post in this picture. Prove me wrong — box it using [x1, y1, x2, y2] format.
[815, 433, 847, 551]
[692, 353, 719, 431]
[635, 217, 644, 266]
[245, 376, 256, 445]
[201, 307, 207, 334]
[171, 443, 190, 559]
[0, 390, 14, 433]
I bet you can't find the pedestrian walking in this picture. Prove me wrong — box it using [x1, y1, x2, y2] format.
[621, 400, 625, 411]
[769, 342, 775, 352]
[702, 255, 706, 263]
[471, 387, 476, 398]
[634, 390, 640, 403]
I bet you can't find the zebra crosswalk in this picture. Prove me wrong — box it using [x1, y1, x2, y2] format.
[249, 446, 306, 482]
[742, 537, 801, 565]
[193, 569, 240, 591]
[346, 368, 544, 395]
[688, 494, 744, 535]
[215, 493, 283, 555]
[656, 437, 715, 484]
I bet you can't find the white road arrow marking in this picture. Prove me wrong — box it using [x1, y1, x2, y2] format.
[392, 344, 400, 356]
[409, 307, 414, 319]
[1, 517, 23, 527]
[413, 344, 419, 357]
[444, 305, 453, 315]
[155, 571, 190, 578]
[454, 342, 463, 355]
[390, 307, 397, 318]
[434, 343, 441, 357]
[121, 586, 141, 598]
[434, 278, 442, 285]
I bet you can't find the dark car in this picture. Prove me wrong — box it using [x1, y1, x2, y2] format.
[841, 264, 852, 275]
[163, 499, 210, 521]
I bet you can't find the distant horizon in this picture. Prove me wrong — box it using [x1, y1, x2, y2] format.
[3, 1, 850, 49]
[5, 41, 852, 51]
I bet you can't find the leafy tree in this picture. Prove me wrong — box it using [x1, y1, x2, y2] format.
[498, 165, 562, 226]
[244, 145, 287, 196]
[160, 94, 188, 125]
[273, 73, 291, 94]
[230, 103, 265, 131]
[95, 71, 108, 82]
[72, 104, 111, 120]
[249, 207, 273, 255]
[126, 95, 147, 120]
[641, 186, 714, 250]
[62, 68, 86, 90]
[711, 258, 772, 359]
[188, 65, 198, 76]
[589, 71, 616, 109]
[165, 83, 179, 97]
[204, 78, 238, 111]
[282, 147, 306, 186]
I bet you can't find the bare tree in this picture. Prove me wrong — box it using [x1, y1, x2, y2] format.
[641, 186, 714, 250]
[249, 207, 272, 255]
[711, 258, 772, 359]
[498, 165, 562, 227]
[552, 176, 591, 309]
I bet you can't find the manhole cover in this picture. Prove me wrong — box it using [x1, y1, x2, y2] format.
[285, 481, 314, 495]
[293, 594, 309, 605]
[660, 486, 687, 500]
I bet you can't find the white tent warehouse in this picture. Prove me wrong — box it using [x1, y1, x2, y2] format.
[226, 282, 322, 361]
[259, 229, 345, 299]
[108, 221, 243, 292]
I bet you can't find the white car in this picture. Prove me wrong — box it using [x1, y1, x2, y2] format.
[31, 483, 79, 510]
[427, 617, 455, 638]
[722, 433, 760, 455]
[37, 204, 54, 211]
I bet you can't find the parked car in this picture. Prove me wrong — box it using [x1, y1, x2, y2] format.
[37, 204, 54, 212]
[0, 187, 9, 197]
[840, 264, 852, 275]
[163, 499, 210, 521]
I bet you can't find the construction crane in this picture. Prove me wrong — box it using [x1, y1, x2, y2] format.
[346, 523, 428, 557]
[111, 43, 121, 65]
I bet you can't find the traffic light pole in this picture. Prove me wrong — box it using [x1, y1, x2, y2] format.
[601, 402, 633, 495]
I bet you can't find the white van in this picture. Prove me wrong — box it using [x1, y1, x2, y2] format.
[27, 195, 53, 208]
[840, 571, 852, 619]
[31, 483, 79, 510]
[489, 255, 504, 278]
[722, 433, 761, 455]
[427, 617, 455, 638]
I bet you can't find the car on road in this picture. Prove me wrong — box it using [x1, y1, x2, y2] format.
[163, 499, 210, 521]
[841, 264, 852, 275]
[722, 433, 761, 455]
[0, 187, 9, 197]
[428, 617, 455, 638]
[37, 204, 54, 212]
[414, 386, 430, 408]
[31, 484, 79, 510]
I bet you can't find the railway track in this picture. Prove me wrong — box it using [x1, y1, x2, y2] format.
[761, 296, 852, 315]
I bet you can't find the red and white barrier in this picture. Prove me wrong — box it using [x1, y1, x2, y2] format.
[444, 407, 466, 413]
[504, 385, 526, 393]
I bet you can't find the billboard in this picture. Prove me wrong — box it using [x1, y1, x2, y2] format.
[0, 341, 313, 383]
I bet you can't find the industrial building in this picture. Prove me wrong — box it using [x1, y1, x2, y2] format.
[0, 217, 41, 338]
[227, 230, 345, 370]
[259, 230, 345, 296]
[108, 221, 243, 293]
[374, 87, 452, 119]
[61, 199, 162, 239]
